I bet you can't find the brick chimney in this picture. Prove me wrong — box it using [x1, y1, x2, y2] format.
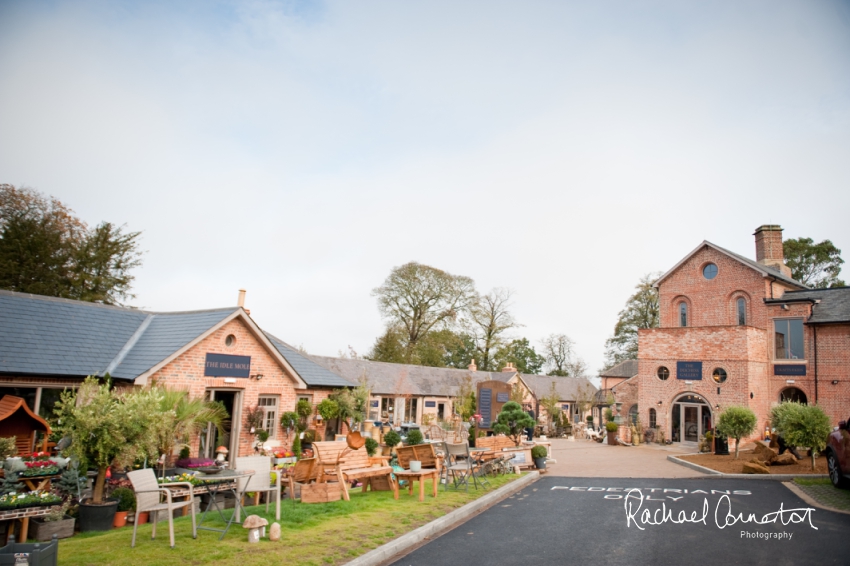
[468, 359, 477, 372]
[754, 225, 792, 277]
[501, 362, 516, 372]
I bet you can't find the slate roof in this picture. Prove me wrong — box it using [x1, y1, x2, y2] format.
[767, 287, 850, 324]
[599, 359, 638, 379]
[655, 241, 807, 290]
[518, 374, 597, 402]
[265, 333, 355, 388]
[309, 355, 510, 397]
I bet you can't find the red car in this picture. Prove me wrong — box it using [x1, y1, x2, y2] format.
[826, 416, 850, 489]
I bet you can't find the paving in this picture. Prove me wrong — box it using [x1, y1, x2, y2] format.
[388, 476, 850, 566]
[543, 437, 707, 478]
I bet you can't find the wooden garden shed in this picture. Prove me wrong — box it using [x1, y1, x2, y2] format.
[0, 396, 51, 456]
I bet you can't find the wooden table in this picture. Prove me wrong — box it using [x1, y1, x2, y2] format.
[21, 474, 60, 493]
[0, 505, 57, 543]
[394, 469, 439, 502]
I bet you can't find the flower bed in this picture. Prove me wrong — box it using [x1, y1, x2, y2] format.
[21, 461, 61, 477]
[0, 491, 62, 510]
[174, 457, 216, 469]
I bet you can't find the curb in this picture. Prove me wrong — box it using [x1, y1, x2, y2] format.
[667, 454, 829, 481]
[345, 471, 540, 566]
[781, 481, 850, 516]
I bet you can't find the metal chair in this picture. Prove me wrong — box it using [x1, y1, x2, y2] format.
[444, 442, 483, 491]
[235, 455, 281, 521]
[127, 468, 197, 548]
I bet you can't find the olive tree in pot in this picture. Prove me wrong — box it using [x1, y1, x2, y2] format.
[52, 376, 161, 532]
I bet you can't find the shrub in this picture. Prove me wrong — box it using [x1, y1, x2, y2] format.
[405, 429, 424, 446]
[179, 446, 190, 460]
[716, 405, 757, 459]
[605, 421, 619, 432]
[0, 438, 16, 460]
[111, 486, 136, 512]
[771, 402, 832, 470]
[604, 408, 614, 423]
[492, 401, 535, 445]
[364, 437, 379, 456]
[383, 430, 401, 448]
[303, 429, 316, 444]
[317, 399, 340, 421]
[531, 445, 547, 459]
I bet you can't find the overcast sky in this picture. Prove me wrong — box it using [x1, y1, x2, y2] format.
[2, 1, 849, 377]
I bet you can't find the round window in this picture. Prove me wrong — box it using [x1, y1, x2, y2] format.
[225, 334, 236, 348]
[703, 263, 718, 280]
[657, 366, 670, 380]
[712, 368, 727, 384]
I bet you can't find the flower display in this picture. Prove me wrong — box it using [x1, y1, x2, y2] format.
[20, 460, 60, 477]
[0, 490, 62, 510]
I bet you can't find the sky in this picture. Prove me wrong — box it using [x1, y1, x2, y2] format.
[1, 0, 849, 377]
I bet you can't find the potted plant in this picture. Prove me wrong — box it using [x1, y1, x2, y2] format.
[364, 438, 379, 458]
[405, 429, 424, 446]
[531, 445, 548, 469]
[605, 421, 619, 445]
[382, 430, 401, 456]
[52, 376, 161, 532]
[111, 486, 135, 527]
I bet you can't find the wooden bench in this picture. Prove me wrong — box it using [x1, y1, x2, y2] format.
[313, 441, 398, 501]
[475, 435, 519, 460]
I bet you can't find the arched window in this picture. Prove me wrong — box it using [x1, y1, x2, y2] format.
[737, 298, 746, 326]
[780, 387, 807, 404]
[628, 405, 639, 425]
[679, 302, 688, 327]
[649, 408, 657, 428]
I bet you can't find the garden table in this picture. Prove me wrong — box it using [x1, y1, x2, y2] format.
[394, 469, 439, 502]
[194, 469, 255, 540]
[21, 474, 60, 493]
[0, 504, 57, 543]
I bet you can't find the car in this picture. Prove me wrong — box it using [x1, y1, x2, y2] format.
[825, 416, 850, 489]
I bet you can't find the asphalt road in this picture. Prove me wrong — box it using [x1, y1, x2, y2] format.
[388, 477, 850, 566]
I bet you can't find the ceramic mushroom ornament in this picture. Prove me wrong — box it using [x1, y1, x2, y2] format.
[243, 515, 268, 543]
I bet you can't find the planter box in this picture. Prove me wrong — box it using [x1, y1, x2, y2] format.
[0, 535, 58, 566]
[301, 483, 341, 504]
[273, 457, 296, 465]
[30, 516, 75, 541]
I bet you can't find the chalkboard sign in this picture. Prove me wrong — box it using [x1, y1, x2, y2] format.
[496, 392, 509, 403]
[677, 361, 702, 380]
[479, 388, 492, 428]
[506, 450, 527, 464]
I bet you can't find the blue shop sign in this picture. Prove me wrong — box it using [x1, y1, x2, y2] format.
[425, 401, 436, 408]
[496, 392, 509, 403]
[774, 364, 807, 376]
[677, 361, 702, 380]
[204, 353, 251, 378]
[479, 388, 492, 428]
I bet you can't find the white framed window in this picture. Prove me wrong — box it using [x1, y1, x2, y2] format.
[258, 395, 279, 438]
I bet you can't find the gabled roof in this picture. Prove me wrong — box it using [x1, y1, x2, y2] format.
[518, 374, 597, 402]
[309, 355, 509, 397]
[766, 287, 850, 324]
[265, 333, 355, 388]
[0, 395, 51, 433]
[0, 290, 306, 388]
[654, 241, 807, 290]
[599, 359, 638, 379]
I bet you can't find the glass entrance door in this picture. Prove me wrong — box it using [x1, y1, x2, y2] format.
[684, 406, 699, 442]
[671, 395, 711, 444]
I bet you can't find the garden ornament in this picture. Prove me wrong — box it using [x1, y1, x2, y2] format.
[242, 514, 268, 543]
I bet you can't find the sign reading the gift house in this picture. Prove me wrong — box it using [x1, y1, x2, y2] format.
[204, 353, 251, 377]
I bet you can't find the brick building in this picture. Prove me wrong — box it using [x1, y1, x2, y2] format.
[0, 289, 353, 460]
[625, 225, 850, 445]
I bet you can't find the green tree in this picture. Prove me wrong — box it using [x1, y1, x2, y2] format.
[372, 262, 477, 362]
[538, 382, 562, 435]
[783, 237, 845, 288]
[603, 273, 660, 368]
[716, 405, 758, 459]
[492, 401, 535, 446]
[52, 376, 162, 504]
[366, 326, 474, 368]
[0, 184, 143, 305]
[770, 402, 832, 471]
[493, 338, 545, 374]
[452, 374, 476, 421]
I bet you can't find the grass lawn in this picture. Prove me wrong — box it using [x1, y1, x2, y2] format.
[57, 474, 520, 566]
[791, 477, 850, 513]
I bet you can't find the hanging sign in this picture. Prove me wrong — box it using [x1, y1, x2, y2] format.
[204, 353, 251, 378]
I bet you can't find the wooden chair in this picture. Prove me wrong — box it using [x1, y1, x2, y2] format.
[286, 457, 317, 502]
[313, 441, 398, 501]
[127, 468, 197, 548]
[234, 456, 281, 521]
[395, 444, 440, 471]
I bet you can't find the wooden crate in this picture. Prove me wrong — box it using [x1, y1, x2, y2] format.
[301, 482, 341, 504]
[365, 475, 393, 491]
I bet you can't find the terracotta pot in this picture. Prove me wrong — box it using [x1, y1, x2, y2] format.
[607, 431, 617, 446]
[135, 511, 149, 525]
[113, 510, 128, 528]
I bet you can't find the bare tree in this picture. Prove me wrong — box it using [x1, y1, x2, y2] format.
[466, 288, 521, 371]
[541, 333, 587, 377]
